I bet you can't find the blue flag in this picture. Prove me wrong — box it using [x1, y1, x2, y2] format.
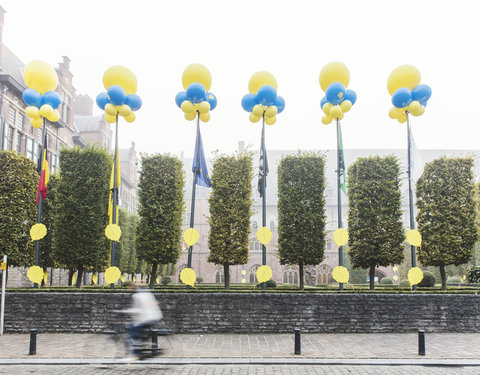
[192, 125, 211, 187]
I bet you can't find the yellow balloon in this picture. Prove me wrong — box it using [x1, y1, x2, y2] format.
[340, 100, 352, 113]
[185, 112, 196, 121]
[180, 267, 196, 287]
[249, 113, 261, 123]
[105, 266, 121, 284]
[319, 62, 350, 91]
[321, 115, 333, 125]
[199, 112, 210, 122]
[105, 224, 121, 241]
[31, 117, 43, 128]
[182, 64, 212, 91]
[23, 60, 58, 94]
[389, 107, 405, 119]
[181, 100, 195, 114]
[333, 228, 348, 247]
[105, 113, 117, 123]
[25, 106, 40, 119]
[265, 116, 277, 125]
[398, 113, 407, 123]
[408, 101, 424, 117]
[47, 109, 60, 123]
[105, 103, 118, 116]
[92, 273, 98, 284]
[330, 105, 343, 119]
[27, 266, 44, 284]
[124, 112, 136, 123]
[183, 228, 200, 247]
[118, 104, 132, 117]
[198, 101, 211, 114]
[252, 104, 264, 117]
[257, 227, 272, 245]
[322, 102, 333, 115]
[39, 104, 53, 118]
[103, 65, 137, 95]
[256, 265, 272, 284]
[265, 106, 278, 118]
[408, 267, 424, 286]
[387, 65, 421, 95]
[30, 223, 47, 241]
[248, 71, 278, 94]
[406, 229, 422, 247]
[332, 266, 349, 284]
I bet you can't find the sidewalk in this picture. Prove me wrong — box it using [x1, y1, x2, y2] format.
[1, 333, 480, 364]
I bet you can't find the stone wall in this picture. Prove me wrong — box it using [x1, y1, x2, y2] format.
[4, 292, 480, 333]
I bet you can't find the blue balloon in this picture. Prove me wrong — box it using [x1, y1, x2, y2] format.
[125, 94, 142, 111]
[320, 97, 328, 109]
[412, 84, 432, 103]
[326, 82, 346, 105]
[344, 89, 357, 105]
[275, 96, 285, 113]
[256, 85, 277, 106]
[96, 92, 110, 110]
[107, 85, 127, 106]
[22, 88, 42, 108]
[241, 93, 257, 112]
[41, 91, 62, 109]
[392, 87, 412, 108]
[186, 83, 206, 104]
[206, 92, 217, 110]
[175, 91, 187, 108]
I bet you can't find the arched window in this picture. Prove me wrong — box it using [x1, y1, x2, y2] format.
[283, 266, 298, 284]
[269, 221, 275, 231]
[215, 267, 224, 283]
[252, 221, 258, 230]
[249, 265, 260, 284]
[177, 264, 188, 282]
[317, 264, 332, 284]
[249, 240, 262, 252]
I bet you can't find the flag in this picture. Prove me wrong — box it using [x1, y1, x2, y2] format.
[408, 129, 424, 183]
[192, 125, 211, 188]
[36, 135, 49, 204]
[108, 148, 121, 225]
[338, 124, 346, 194]
[258, 124, 269, 197]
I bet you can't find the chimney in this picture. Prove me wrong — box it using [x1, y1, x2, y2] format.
[62, 56, 70, 70]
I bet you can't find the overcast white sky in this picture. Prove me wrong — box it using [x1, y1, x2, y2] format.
[1, 0, 479, 157]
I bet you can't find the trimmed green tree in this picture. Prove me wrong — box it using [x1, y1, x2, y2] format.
[136, 154, 185, 289]
[54, 145, 111, 287]
[0, 151, 37, 268]
[277, 152, 326, 290]
[207, 152, 253, 289]
[118, 208, 139, 275]
[347, 155, 405, 290]
[416, 157, 478, 290]
[39, 174, 59, 272]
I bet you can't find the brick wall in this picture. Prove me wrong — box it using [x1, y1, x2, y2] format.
[4, 292, 480, 333]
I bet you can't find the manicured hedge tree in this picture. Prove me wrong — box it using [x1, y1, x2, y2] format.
[118, 208, 139, 276]
[0, 151, 37, 268]
[277, 152, 326, 290]
[347, 155, 405, 290]
[54, 146, 111, 287]
[208, 152, 253, 289]
[136, 154, 185, 289]
[416, 157, 478, 290]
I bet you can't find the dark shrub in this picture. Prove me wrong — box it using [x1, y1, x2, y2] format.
[161, 276, 171, 286]
[467, 266, 480, 283]
[399, 279, 411, 288]
[380, 277, 393, 285]
[418, 271, 435, 287]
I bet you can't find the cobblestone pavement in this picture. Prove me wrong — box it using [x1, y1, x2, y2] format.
[0, 365, 478, 375]
[1, 333, 480, 359]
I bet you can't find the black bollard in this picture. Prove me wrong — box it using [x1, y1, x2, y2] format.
[418, 329, 425, 356]
[29, 329, 37, 355]
[294, 328, 301, 355]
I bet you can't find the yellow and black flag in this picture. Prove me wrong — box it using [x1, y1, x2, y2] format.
[108, 148, 121, 224]
[36, 137, 49, 204]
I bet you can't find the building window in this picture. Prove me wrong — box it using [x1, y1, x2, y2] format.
[252, 221, 258, 230]
[269, 221, 275, 231]
[326, 240, 332, 251]
[62, 91, 70, 123]
[5, 126, 13, 150]
[215, 267, 224, 283]
[15, 132, 22, 153]
[16, 113, 24, 131]
[249, 265, 260, 284]
[26, 137, 34, 160]
[317, 264, 332, 285]
[249, 240, 262, 252]
[8, 107, 15, 126]
[0, 119, 4, 149]
[34, 143, 41, 161]
[283, 266, 298, 284]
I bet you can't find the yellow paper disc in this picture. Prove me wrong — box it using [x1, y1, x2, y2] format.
[27, 266, 44, 284]
[393, 275, 399, 281]
[183, 228, 200, 247]
[256, 227, 272, 246]
[92, 273, 98, 284]
[43, 270, 48, 284]
[333, 228, 349, 247]
[332, 266, 349, 284]
[121, 274, 126, 282]
[71, 273, 76, 286]
[180, 267, 196, 287]
[132, 275, 136, 282]
[408, 267, 424, 286]
[406, 229, 422, 247]
[105, 266, 121, 284]
[241, 270, 247, 276]
[256, 265, 272, 284]
[105, 224, 122, 241]
[30, 223, 47, 241]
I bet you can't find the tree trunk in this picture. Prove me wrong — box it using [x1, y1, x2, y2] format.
[369, 265, 375, 290]
[68, 269, 74, 286]
[149, 262, 158, 289]
[224, 264, 230, 290]
[439, 263, 447, 290]
[76, 266, 84, 288]
[41, 267, 46, 287]
[299, 261, 304, 290]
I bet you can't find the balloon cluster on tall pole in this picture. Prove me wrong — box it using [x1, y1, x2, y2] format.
[241, 71, 285, 289]
[387, 65, 431, 290]
[96, 66, 142, 287]
[23, 61, 62, 287]
[176, 64, 217, 288]
[319, 62, 357, 290]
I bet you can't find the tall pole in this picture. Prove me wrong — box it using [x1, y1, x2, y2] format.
[406, 112, 417, 290]
[187, 114, 200, 269]
[111, 115, 119, 268]
[261, 115, 267, 268]
[336, 119, 344, 291]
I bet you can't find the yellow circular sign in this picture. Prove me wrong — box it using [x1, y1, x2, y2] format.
[406, 230, 422, 247]
[408, 267, 424, 286]
[105, 224, 122, 241]
[183, 228, 200, 247]
[256, 227, 272, 246]
[333, 228, 349, 247]
[30, 223, 47, 241]
[105, 266, 121, 284]
[27, 266, 43, 284]
[332, 266, 349, 284]
[180, 267, 196, 287]
[256, 265, 273, 284]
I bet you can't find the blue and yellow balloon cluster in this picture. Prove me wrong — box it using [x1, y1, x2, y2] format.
[319, 62, 357, 125]
[241, 71, 285, 125]
[176, 64, 217, 123]
[22, 61, 61, 128]
[96, 66, 142, 124]
[387, 65, 432, 123]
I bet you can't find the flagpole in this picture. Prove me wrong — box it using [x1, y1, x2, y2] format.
[406, 112, 417, 290]
[187, 113, 200, 269]
[110, 115, 119, 280]
[261, 114, 267, 291]
[336, 118, 344, 291]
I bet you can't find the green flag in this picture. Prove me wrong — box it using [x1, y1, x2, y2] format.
[338, 124, 346, 194]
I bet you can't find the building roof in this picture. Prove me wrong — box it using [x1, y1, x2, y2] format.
[0, 44, 25, 86]
[74, 116, 105, 132]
